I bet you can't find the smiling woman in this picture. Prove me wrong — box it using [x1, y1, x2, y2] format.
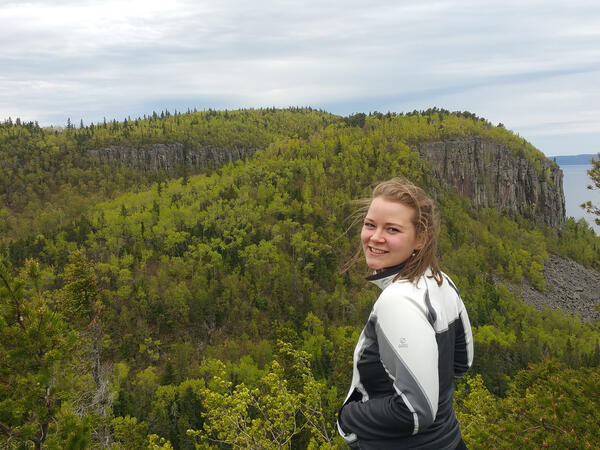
[361, 197, 423, 271]
[337, 178, 474, 450]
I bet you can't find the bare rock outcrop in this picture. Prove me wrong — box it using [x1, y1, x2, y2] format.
[507, 254, 600, 321]
[87, 143, 255, 172]
[417, 139, 565, 229]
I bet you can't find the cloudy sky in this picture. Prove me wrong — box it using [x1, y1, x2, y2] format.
[1, 0, 599, 156]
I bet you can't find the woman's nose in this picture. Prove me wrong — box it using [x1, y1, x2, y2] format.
[371, 228, 385, 242]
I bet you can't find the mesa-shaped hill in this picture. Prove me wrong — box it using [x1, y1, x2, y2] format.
[1, 108, 564, 245]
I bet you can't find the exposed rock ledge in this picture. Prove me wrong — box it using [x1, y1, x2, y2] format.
[505, 254, 600, 321]
[87, 143, 255, 172]
[417, 139, 565, 229]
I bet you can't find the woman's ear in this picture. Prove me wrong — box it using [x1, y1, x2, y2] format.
[414, 233, 425, 251]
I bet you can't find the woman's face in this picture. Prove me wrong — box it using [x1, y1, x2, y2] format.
[361, 197, 422, 271]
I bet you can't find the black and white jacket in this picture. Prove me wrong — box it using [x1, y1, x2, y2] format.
[337, 266, 474, 449]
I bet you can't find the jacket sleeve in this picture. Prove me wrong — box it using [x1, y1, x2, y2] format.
[338, 392, 416, 440]
[453, 297, 473, 377]
[339, 285, 439, 437]
[442, 273, 474, 377]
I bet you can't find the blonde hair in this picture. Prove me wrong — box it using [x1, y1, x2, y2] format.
[346, 178, 442, 285]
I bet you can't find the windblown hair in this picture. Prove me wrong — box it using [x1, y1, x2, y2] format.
[345, 178, 443, 285]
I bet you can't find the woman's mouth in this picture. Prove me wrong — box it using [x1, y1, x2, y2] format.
[369, 247, 387, 254]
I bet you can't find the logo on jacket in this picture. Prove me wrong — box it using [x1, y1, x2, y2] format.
[398, 338, 408, 348]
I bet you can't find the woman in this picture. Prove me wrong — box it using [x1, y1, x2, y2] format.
[337, 178, 473, 449]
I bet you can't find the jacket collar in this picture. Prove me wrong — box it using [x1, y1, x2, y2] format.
[365, 262, 405, 290]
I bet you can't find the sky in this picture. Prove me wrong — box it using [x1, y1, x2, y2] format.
[1, 0, 599, 156]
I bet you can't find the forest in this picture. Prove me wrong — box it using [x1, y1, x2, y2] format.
[1, 108, 600, 449]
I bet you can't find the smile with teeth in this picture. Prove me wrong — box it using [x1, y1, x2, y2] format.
[369, 247, 387, 254]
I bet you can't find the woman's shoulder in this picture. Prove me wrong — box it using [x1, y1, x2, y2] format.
[386, 268, 433, 293]
[374, 277, 427, 314]
[384, 276, 422, 294]
[374, 269, 459, 313]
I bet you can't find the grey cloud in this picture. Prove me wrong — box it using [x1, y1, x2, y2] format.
[1, 0, 600, 155]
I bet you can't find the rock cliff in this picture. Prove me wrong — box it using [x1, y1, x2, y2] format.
[416, 139, 565, 229]
[88, 137, 566, 229]
[87, 143, 255, 172]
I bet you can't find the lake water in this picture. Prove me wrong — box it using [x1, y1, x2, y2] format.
[561, 164, 600, 234]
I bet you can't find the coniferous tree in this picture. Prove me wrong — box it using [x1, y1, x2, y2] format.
[0, 258, 81, 449]
[582, 153, 600, 225]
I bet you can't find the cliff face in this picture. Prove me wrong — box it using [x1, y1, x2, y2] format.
[87, 143, 255, 171]
[417, 139, 565, 229]
[88, 138, 565, 229]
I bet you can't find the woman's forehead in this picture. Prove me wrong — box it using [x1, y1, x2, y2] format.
[367, 197, 416, 221]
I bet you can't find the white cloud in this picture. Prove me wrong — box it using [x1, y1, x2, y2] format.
[1, 0, 599, 154]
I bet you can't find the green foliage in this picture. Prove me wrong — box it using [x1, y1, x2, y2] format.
[148, 378, 205, 449]
[60, 249, 100, 325]
[582, 153, 600, 226]
[112, 415, 174, 449]
[111, 415, 149, 449]
[188, 341, 340, 449]
[0, 258, 78, 448]
[456, 360, 600, 448]
[0, 108, 337, 245]
[547, 217, 600, 269]
[2, 108, 600, 448]
[44, 413, 92, 450]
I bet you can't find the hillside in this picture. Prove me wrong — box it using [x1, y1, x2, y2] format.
[0, 108, 337, 243]
[1, 108, 600, 449]
[0, 108, 559, 244]
[515, 253, 600, 321]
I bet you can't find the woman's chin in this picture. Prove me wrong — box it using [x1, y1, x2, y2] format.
[365, 259, 385, 271]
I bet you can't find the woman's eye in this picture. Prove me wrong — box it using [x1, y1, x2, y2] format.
[364, 222, 375, 228]
[388, 227, 399, 233]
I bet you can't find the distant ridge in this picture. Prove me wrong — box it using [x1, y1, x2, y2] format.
[551, 153, 596, 166]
